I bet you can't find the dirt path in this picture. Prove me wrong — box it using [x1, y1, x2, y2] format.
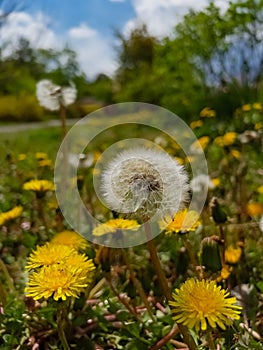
[0, 119, 79, 133]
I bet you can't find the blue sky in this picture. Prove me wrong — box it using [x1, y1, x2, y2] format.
[28, 0, 135, 39]
[1, 0, 228, 79]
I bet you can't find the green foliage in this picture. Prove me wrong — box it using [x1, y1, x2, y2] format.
[0, 94, 44, 121]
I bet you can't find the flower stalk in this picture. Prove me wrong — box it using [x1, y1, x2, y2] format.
[57, 303, 70, 350]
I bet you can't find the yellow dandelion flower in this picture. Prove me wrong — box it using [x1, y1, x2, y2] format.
[65, 253, 95, 281]
[169, 279, 241, 331]
[35, 152, 48, 160]
[38, 159, 52, 167]
[200, 107, 216, 118]
[247, 202, 263, 216]
[216, 265, 232, 282]
[191, 136, 210, 153]
[50, 230, 88, 251]
[184, 156, 195, 164]
[25, 264, 90, 301]
[242, 104, 251, 112]
[252, 102, 262, 110]
[230, 149, 241, 159]
[174, 157, 184, 165]
[0, 206, 23, 225]
[214, 132, 237, 147]
[257, 185, 263, 194]
[26, 243, 75, 270]
[160, 209, 201, 234]
[225, 246, 242, 264]
[18, 153, 27, 161]
[92, 218, 139, 236]
[23, 179, 54, 192]
[190, 120, 203, 129]
[211, 178, 220, 187]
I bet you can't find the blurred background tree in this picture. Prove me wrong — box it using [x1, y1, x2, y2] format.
[0, 0, 263, 122]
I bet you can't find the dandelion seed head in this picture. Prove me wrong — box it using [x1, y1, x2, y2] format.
[100, 147, 190, 220]
[36, 79, 77, 111]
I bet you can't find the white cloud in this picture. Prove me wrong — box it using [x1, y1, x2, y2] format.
[1, 12, 57, 52]
[125, 0, 228, 38]
[67, 23, 117, 79]
[1, 12, 117, 79]
[68, 23, 97, 39]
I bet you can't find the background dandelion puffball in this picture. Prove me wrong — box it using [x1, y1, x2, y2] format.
[98, 146, 190, 220]
[36, 79, 77, 111]
[54, 102, 209, 248]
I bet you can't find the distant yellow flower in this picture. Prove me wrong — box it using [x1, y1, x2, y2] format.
[23, 179, 54, 193]
[225, 246, 242, 264]
[174, 157, 184, 165]
[0, 206, 23, 225]
[35, 152, 48, 160]
[200, 107, 216, 118]
[190, 120, 203, 129]
[191, 136, 210, 153]
[257, 186, 263, 194]
[230, 149, 241, 159]
[18, 153, 27, 161]
[25, 264, 90, 301]
[160, 209, 201, 234]
[255, 122, 263, 130]
[217, 265, 232, 281]
[184, 156, 195, 164]
[169, 279, 241, 331]
[252, 102, 262, 110]
[92, 218, 139, 236]
[211, 178, 220, 187]
[242, 104, 251, 112]
[214, 132, 237, 147]
[26, 243, 75, 270]
[247, 202, 263, 216]
[50, 230, 88, 251]
[38, 159, 52, 167]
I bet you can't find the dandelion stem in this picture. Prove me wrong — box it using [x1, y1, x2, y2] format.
[206, 330, 216, 350]
[57, 304, 70, 350]
[60, 104, 67, 138]
[121, 249, 155, 321]
[145, 222, 171, 300]
[106, 274, 140, 320]
[145, 223, 198, 350]
[0, 258, 15, 294]
[184, 238, 199, 271]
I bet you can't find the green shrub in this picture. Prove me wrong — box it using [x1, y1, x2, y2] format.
[0, 94, 45, 122]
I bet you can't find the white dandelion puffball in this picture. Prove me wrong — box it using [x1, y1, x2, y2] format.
[100, 147, 190, 219]
[36, 79, 77, 111]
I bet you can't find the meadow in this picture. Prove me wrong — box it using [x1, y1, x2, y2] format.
[0, 104, 262, 350]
